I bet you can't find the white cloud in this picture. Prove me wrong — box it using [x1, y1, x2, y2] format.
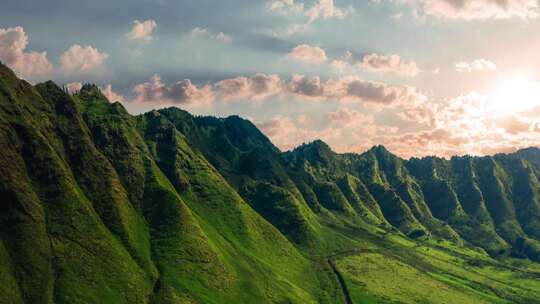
[312, 49, 422, 77]
[401, 0, 539, 20]
[266, 0, 352, 23]
[60, 44, 109, 73]
[387, 81, 540, 158]
[287, 44, 328, 64]
[126, 19, 157, 42]
[65, 82, 82, 94]
[360, 53, 422, 76]
[190, 27, 233, 43]
[455, 59, 497, 72]
[0, 26, 52, 79]
[267, 0, 305, 14]
[306, 0, 352, 23]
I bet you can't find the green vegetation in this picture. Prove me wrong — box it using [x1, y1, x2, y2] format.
[3, 62, 540, 303]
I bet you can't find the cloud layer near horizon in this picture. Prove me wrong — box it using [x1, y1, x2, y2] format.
[400, 0, 539, 20]
[2, 0, 540, 159]
[131, 73, 427, 108]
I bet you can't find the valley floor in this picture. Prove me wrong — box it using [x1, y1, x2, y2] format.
[327, 229, 540, 304]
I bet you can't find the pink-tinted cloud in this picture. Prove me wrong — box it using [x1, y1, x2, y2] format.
[360, 53, 421, 76]
[60, 44, 109, 73]
[288, 74, 326, 97]
[101, 84, 125, 102]
[216, 74, 283, 101]
[341, 78, 425, 105]
[287, 44, 328, 64]
[405, 0, 539, 20]
[65, 82, 82, 94]
[385, 88, 540, 158]
[267, 0, 351, 23]
[289, 75, 427, 105]
[255, 115, 341, 151]
[133, 74, 214, 105]
[215, 74, 426, 105]
[126, 19, 157, 42]
[0, 26, 52, 79]
[255, 108, 402, 154]
[455, 59, 497, 72]
[326, 50, 422, 77]
[306, 0, 351, 23]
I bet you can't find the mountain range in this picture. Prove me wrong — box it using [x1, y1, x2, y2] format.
[3, 61, 540, 303]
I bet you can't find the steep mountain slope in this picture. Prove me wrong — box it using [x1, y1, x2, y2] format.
[166, 107, 540, 262]
[0, 63, 337, 304]
[3, 62, 540, 303]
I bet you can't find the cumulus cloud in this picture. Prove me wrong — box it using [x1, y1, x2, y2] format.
[360, 53, 422, 76]
[101, 84, 125, 102]
[263, 0, 351, 38]
[288, 75, 427, 105]
[0, 26, 52, 79]
[126, 19, 157, 42]
[60, 44, 109, 73]
[266, 0, 351, 23]
[323, 50, 422, 77]
[287, 44, 328, 64]
[133, 74, 214, 105]
[267, 0, 305, 14]
[216, 74, 284, 101]
[128, 72, 426, 109]
[64, 82, 82, 94]
[402, 0, 539, 20]
[342, 79, 424, 104]
[288, 74, 326, 97]
[305, 0, 352, 23]
[386, 86, 540, 158]
[455, 59, 497, 72]
[214, 73, 426, 105]
[190, 27, 233, 43]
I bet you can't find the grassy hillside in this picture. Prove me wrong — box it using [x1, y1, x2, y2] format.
[3, 62, 540, 303]
[0, 64, 337, 304]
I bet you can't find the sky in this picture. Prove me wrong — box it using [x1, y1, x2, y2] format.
[2, 0, 540, 158]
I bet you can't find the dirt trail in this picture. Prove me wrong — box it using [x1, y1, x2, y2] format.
[327, 258, 353, 304]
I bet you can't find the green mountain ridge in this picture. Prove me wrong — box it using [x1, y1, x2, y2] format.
[4, 62, 540, 303]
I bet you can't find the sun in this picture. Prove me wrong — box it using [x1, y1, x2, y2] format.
[491, 77, 540, 113]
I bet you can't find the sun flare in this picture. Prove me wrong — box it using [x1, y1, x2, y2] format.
[491, 77, 540, 113]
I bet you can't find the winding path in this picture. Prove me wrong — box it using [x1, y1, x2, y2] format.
[327, 258, 353, 304]
[324, 248, 389, 304]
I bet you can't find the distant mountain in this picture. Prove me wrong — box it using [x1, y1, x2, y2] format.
[3, 62, 540, 303]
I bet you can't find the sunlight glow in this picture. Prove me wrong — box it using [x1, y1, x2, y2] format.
[491, 77, 540, 113]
